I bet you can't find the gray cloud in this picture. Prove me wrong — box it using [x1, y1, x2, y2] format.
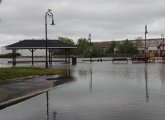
[0, 0, 165, 45]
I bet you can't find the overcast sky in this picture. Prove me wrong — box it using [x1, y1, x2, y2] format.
[0, 0, 165, 45]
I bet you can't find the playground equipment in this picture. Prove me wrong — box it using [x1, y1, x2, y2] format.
[132, 55, 148, 63]
[158, 43, 165, 63]
[147, 52, 155, 63]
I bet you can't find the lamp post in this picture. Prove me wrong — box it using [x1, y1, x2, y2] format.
[145, 25, 148, 63]
[45, 9, 55, 68]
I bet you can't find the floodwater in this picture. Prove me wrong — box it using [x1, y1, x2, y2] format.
[1, 59, 165, 120]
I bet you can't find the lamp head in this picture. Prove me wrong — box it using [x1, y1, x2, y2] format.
[51, 19, 55, 25]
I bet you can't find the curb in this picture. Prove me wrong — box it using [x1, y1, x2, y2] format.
[0, 87, 52, 110]
[0, 82, 71, 110]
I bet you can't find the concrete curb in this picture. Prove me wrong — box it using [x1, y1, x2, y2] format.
[0, 81, 73, 110]
[0, 88, 51, 110]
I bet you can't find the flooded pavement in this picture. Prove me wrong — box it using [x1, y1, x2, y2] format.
[0, 76, 57, 103]
[1, 60, 165, 120]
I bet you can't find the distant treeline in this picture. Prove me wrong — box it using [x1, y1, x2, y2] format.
[0, 53, 21, 58]
[54, 37, 138, 57]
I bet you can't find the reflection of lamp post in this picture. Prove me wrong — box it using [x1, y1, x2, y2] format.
[145, 25, 148, 63]
[46, 91, 49, 120]
[145, 64, 149, 102]
[45, 9, 55, 68]
[89, 64, 93, 92]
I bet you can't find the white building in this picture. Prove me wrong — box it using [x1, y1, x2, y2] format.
[18, 49, 45, 56]
[0, 46, 11, 55]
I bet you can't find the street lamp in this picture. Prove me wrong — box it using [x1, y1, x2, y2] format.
[45, 9, 55, 68]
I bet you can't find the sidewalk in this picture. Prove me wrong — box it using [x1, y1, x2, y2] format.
[0, 75, 73, 110]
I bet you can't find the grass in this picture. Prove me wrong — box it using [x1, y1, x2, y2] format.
[0, 67, 66, 85]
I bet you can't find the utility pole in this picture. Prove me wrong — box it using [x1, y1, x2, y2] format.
[145, 25, 148, 63]
[161, 34, 164, 51]
[88, 33, 92, 62]
[161, 34, 164, 60]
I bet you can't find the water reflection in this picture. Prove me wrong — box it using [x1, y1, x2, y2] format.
[2, 62, 165, 120]
[89, 64, 93, 92]
[46, 91, 57, 120]
[159, 65, 165, 88]
[78, 70, 88, 77]
[53, 111, 57, 120]
[144, 64, 149, 102]
[46, 91, 49, 120]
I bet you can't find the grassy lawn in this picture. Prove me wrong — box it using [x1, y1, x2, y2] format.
[0, 67, 66, 85]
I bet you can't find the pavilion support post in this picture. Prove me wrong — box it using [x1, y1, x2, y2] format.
[51, 49, 55, 64]
[48, 49, 51, 65]
[51, 49, 53, 64]
[65, 49, 67, 64]
[49, 49, 50, 64]
[12, 49, 16, 67]
[66, 49, 69, 64]
[48, 49, 53, 65]
[29, 49, 36, 66]
[68, 49, 70, 64]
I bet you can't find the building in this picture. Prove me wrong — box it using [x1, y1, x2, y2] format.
[92, 38, 164, 56]
[134, 38, 163, 56]
[0, 46, 11, 55]
[93, 41, 111, 53]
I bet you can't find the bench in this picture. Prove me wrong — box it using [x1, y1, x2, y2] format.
[112, 57, 128, 64]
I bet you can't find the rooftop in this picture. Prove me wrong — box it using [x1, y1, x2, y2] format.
[6, 39, 76, 49]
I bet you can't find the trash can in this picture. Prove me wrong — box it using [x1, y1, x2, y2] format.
[72, 56, 77, 65]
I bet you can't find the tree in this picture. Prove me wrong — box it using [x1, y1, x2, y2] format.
[53, 37, 75, 55]
[58, 37, 75, 45]
[76, 38, 90, 56]
[135, 36, 143, 47]
[75, 38, 106, 57]
[108, 41, 116, 54]
[118, 39, 137, 56]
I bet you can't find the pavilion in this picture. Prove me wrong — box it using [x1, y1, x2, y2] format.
[6, 39, 77, 66]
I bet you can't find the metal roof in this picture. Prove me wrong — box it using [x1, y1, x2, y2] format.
[6, 39, 76, 49]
